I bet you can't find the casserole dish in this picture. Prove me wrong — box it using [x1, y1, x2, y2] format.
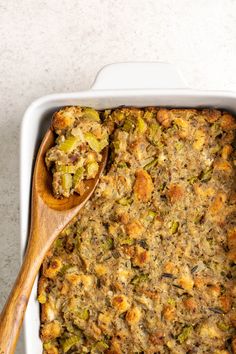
[20, 62, 236, 354]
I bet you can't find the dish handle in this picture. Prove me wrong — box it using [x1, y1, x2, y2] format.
[91, 62, 187, 90]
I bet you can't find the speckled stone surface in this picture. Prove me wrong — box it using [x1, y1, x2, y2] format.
[0, 0, 236, 352]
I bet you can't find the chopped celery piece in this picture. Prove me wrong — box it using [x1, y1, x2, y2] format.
[177, 326, 192, 344]
[144, 158, 158, 170]
[103, 109, 111, 119]
[62, 173, 72, 191]
[65, 227, 72, 236]
[37, 293, 46, 304]
[61, 335, 81, 353]
[217, 322, 230, 331]
[114, 110, 125, 121]
[54, 237, 63, 248]
[83, 108, 100, 121]
[149, 123, 159, 141]
[86, 161, 99, 179]
[210, 144, 221, 154]
[167, 298, 176, 306]
[102, 237, 114, 251]
[59, 264, 73, 275]
[131, 273, 149, 285]
[156, 141, 164, 150]
[117, 161, 128, 168]
[137, 116, 147, 133]
[92, 341, 109, 352]
[123, 119, 135, 132]
[73, 167, 85, 187]
[117, 197, 132, 206]
[146, 210, 157, 222]
[175, 141, 184, 151]
[58, 165, 77, 174]
[158, 183, 166, 191]
[84, 132, 108, 153]
[78, 308, 89, 320]
[211, 123, 222, 137]
[113, 141, 120, 152]
[59, 136, 80, 153]
[170, 221, 179, 234]
[96, 138, 108, 152]
[188, 176, 198, 185]
[119, 237, 134, 245]
[65, 322, 81, 334]
[144, 111, 154, 121]
[199, 168, 213, 182]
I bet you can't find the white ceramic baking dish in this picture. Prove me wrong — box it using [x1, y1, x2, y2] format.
[20, 62, 236, 353]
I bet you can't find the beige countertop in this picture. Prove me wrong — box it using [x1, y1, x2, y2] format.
[0, 0, 236, 352]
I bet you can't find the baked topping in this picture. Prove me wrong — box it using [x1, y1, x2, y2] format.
[40, 107, 236, 353]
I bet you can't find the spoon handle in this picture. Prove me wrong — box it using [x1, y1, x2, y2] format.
[0, 230, 43, 354]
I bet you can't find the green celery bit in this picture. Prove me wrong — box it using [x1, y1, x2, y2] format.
[59, 136, 80, 153]
[113, 141, 120, 152]
[78, 308, 89, 320]
[62, 173, 72, 191]
[170, 221, 179, 234]
[158, 183, 166, 191]
[175, 141, 184, 151]
[146, 210, 157, 222]
[188, 176, 198, 185]
[103, 109, 111, 119]
[54, 237, 63, 248]
[83, 108, 100, 122]
[114, 110, 125, 122]
[210, 144, 221, 154]
[131, 273, 149, 285]
[167, 298, 176, 306]
[144, 158, 158, 170]
[59, 264, 73, 275]
[117, 161, 128, 168]
[123, 119, 135, 132]
[136, 116, 147, 133]
[199, 168, 213, 182]
[155, 141, 164, 150]
[65, 227, 72, 236]
[144, 111, 154, 121]
[58, 165, 77, 174]
[211, 123, 222, 137]
[61, 335, 81, 353]
[217, 322, 230, 331]
[65, 322, 81, 334]
[102, 238, 114, 251]
[84, 132, 108, 153]
[86, 161, 99, 179]
[92, 341, 109, 352]
[95, 137, 108, 152]
[73, 167, 85, 187]
[117, 197, 132, 206]
[177, 326, 192, 344]
[149, 123, 159, 142]
[119, 237, 134, 245]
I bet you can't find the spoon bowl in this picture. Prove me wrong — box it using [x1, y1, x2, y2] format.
[0, 128, 108, 354]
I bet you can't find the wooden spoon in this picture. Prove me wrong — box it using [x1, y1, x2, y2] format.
[0, 129, 108, 354]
